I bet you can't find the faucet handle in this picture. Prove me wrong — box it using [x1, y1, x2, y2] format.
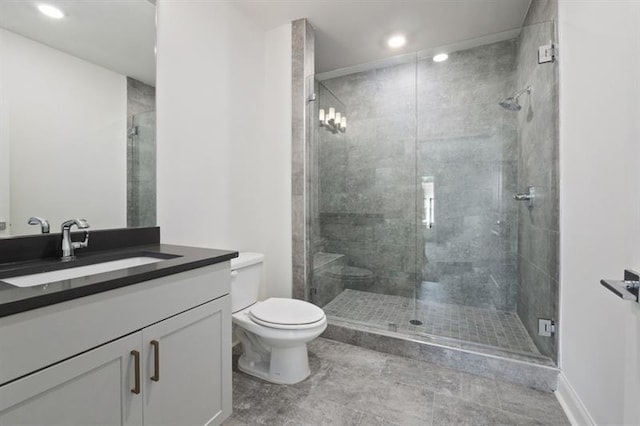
[28, 217, 50, 234]
[61, 218, 90, 230]
[75, 218, 90, 229]
[72, 231, 89, 250]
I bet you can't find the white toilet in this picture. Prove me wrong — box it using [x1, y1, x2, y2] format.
[231, 252, 327, 384]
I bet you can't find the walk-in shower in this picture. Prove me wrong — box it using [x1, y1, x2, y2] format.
[304, 20, 559, 367]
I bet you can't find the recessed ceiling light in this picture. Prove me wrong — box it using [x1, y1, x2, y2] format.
[433, 53, 449, 63]
[37, 4, 65, 19]
[387, 34, 406, 49]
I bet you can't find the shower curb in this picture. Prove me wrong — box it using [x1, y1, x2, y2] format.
[322, 321, 559, 392]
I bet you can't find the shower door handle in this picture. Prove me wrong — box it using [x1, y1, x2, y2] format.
[514, 186, 535, 207]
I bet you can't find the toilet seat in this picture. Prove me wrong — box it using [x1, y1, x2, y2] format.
[248, 298, 326, 330]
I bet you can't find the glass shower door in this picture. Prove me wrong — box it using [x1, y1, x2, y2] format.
[311, 58, 422, 334]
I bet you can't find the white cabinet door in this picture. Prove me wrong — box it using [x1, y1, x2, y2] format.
[142, 296, 231, 426]
[0, 332, 143, 426]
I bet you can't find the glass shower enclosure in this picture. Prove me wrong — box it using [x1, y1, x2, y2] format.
[307, 21, 559, 363]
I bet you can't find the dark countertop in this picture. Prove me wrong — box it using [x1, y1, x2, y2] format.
[0, 243, 238, 318]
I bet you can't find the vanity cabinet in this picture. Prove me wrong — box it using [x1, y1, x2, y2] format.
[0, 332, 143, 426]
[0, 262, 232, 426]
[142, 296, 230, 426]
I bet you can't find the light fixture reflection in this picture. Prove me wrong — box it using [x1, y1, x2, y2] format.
[387, 34, 406, 49]
[433, 53, 449, 63]
[38, 4, 65, 19]
[319, 108, 347, 134]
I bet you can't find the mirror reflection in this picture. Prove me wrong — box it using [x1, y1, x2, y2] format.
[0, 0, 156, 237]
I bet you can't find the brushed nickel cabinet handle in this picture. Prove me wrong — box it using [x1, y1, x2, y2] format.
[131, 350, 141, 394]
[150, 340, 160, 382]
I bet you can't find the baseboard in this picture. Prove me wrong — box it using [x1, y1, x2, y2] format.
[556, 372, 596, 426]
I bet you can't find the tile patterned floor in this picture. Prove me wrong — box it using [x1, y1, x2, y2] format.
[224, 338, 569, 426]
[323, 289, 540, 355]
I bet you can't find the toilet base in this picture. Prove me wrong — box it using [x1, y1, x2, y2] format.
[237, 344, 311, 385]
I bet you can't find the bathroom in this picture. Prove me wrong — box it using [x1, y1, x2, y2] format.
[0, 0, 638, 425]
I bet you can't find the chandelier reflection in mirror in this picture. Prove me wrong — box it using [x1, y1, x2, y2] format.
[319, 108, 347, 134]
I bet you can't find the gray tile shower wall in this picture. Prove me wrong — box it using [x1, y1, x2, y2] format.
[319, 40, 520, 310]
[320, 63, 420, 299]
[417, 40, 519, 312]
[514, 1, 559, 361]
[126, 77, 156, 228]
[291, 19, 315, 300]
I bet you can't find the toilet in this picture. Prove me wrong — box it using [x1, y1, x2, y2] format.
[231, 252, 327, 384]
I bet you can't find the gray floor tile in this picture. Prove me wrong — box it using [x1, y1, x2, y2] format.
[225, 338, 567, 426]
[459, 373, 501, 408]
[433, 393, 520, 425]
[356, 413, 401, 425]
[495, 381, 570, 425]
[380, 353, 462, 396]
[317, 364, 435, 425]
[308, 337, 388, 373]
[268, 396, 363, 426]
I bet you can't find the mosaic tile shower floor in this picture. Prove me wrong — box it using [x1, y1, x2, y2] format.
[323, 289, 540, 355]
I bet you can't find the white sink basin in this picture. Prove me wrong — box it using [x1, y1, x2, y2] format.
[3, 257, 166, 288]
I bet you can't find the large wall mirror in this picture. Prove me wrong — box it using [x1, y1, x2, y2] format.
[0, 0, 156, 237]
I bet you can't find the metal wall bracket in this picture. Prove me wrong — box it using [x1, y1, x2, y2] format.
[538, 42, 556, 64]
[538, 319, 556, 337]
[600, 269, 640, 302]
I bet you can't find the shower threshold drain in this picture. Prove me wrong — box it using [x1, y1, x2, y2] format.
[409, 319, 423, 325]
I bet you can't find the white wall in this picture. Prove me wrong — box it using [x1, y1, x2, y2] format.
[261, 24, 293, 298]
[558, 1, 640, 424]
[0, 29, 127, 236]
[156, 1, 292, 298]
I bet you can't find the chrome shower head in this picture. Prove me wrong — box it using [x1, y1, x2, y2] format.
[499, 86, 532, 111]
[499, 97, 522, 111]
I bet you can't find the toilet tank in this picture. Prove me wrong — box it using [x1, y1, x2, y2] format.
[230, 252, 264, 313]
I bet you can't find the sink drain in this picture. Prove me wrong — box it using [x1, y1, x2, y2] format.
[409, 319, 423, 326]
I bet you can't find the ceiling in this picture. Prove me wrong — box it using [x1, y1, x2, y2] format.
[0, 0, 156, 85]
[235, 0, 533, 73]
[0, 1, 533, 83]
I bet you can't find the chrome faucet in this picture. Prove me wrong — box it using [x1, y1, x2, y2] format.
[28, 217, 50, 234]
[60, 219, 90, 262]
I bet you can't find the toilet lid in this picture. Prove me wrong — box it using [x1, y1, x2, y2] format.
[249, 298, 325, 327]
